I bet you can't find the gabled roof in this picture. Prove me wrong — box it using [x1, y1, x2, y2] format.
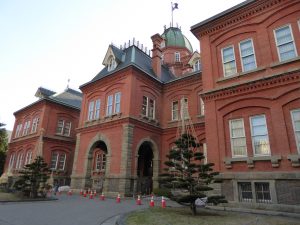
[14, 88, 82, 115]
[81, 45, 176, 88]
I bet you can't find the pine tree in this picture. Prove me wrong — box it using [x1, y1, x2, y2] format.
[159, 133, 227, 215]
[0, 122, 8, 176]
[14, 156, 50, 198]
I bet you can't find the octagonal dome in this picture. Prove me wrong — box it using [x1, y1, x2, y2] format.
[161, 27, 193, 53]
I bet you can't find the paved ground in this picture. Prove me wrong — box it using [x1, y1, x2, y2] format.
[0, 194, 153, 225]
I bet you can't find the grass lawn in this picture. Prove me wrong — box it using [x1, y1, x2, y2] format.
[125, 207, 300, 225]
[0, 192, 23, 201]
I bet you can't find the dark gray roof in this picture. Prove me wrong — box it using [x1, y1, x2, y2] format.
[49, 88, 82, 109]
[191, 0, 254, 32]
[35, 87, 56, 98]
[80, 45, 176, 88]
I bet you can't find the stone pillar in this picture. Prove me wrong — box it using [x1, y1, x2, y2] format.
[119, 124, 134, 195]
[152, 159, 160, 189]
[70, 133, 83, 190]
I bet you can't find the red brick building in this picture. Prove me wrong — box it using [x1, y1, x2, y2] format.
[191, 0, 300, 211]
[70, 27, 203, 196]
[1, 87, 82, 186]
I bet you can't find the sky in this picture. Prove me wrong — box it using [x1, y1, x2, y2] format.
[0, 0, 245, 131]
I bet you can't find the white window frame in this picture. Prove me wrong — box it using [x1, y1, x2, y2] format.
[255, 182, 272, 203]
[107, 56, 116, 71]
[95, 152, 106, 171]
[15, 124, 22, 138]
[142, 96, 148, 117]
[16, 152, 24, 170]
[22, 121, 31, 136]
[239, 39, 257, 72]
[31, 117, 39, 133]
[229, 118, 247, 157]
[50, 152, 59, 170]
[25, 151, 32, 165]
[8, 153, 16, 169]
[175, 52, 180, 62]
[106, 95, 113, 116]
[274, 24, 298, 62]
[181, 98, 189, 119]
[94, 99, 101, 119]
[114, 92, 121, 114]
[200, 97, 205, 116]
[221, 45, 237, 77]
[148, 98, 155, 119]
[291, 109, 300, 153]
[88, 101, 95, 120]
[203, 143, 207, 164]
[250, 114, 271, 156]
[57, 153, 66, 171]
[56, 119, 64, 135]
[63, 121, 71, 136]
[193, 60, 200, 71]
[172, 101, 179, 121]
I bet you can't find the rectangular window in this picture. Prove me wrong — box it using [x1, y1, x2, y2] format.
[8, 154, 15, 169]
[63, 121, 71, 136]
[222, 46, 237, 76]
[142, 96, 148, 116]
[239, 39, 256, 72]
[22, 121, 31, 136]
[229, 119, 247, 157]
[172, 101, 179, 121]
[88, 101, 94, 120]
[250, 115, 270, 155]
[175, 52, 180, 62]
[94, 99, 101, 119]
[50, 152, 59, 170]
[31, 117, 39, 133]
[16, 153, 24, 170]
[203, 143, 207, 164]
[95, 153, 106, 170]
[238, 182, 253, 202]
[274, 25, 297, 61]
[25, 151, 32, 165]
[149, 99, 155, 119]
[182, 98, 189, 119]
[291, 109, 300, 153]
[56, 120, 64, 135]
[255, 182, 271, 203]
[15, 124, 22, 138]
[193, 60, 200, 71]
[106, 95, 113, 116]
[200, 97, 205, 115]
[114, 92, 121, 113]
[58, 153, 66, 170]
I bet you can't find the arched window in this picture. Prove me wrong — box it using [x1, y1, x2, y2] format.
[8, 153, 16, 170]
[107, 56, 117, 71]
[16, 152, 24, 170]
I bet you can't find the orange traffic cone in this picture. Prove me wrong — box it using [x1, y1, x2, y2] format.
[100, 192, 105, 201]
[136, 195, 142, 205]
[88, 188, 91, 194]
[83, 191, 87, 197]
[149, 196, 154, 207]
[116, 193, 121, 203]
[161, 196, 166, 208]
[94, 190, 97, 197]
[80, 189, 83, 195]
[68, 189, 73, 196]
[89, 192, 94, 199]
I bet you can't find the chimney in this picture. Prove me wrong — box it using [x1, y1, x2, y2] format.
[151, 34, 163, 78]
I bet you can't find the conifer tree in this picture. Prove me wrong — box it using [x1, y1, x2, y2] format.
[15, 156, 50, 198]
[159, 133, 227, 215]
[0, 123, 8, 176]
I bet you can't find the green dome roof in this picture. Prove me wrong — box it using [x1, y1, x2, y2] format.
[161, 27, 193, 53]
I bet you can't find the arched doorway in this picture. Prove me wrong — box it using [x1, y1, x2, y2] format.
[86, 141, 107, 192]
[137, 142, 153, 195]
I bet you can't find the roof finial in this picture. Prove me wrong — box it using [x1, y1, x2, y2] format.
[171, 2, 178, 27]
[67, 78, 70, 89]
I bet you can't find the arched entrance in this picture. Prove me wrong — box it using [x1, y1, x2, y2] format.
[137, 142, 153, 195]
[86, 141, 107, 192]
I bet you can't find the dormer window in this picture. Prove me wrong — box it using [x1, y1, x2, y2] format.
[193, 60, 200, 71]
[107, 56, 117, 71]
[175, 52, 180, 62]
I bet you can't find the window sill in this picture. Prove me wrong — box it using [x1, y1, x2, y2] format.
[217, 67, 266, 83]
[287, 154, 300, 167]
[270, 56, 300, 68]
[224, 155, 281, 169]
[140, 114, 159, 125]
[197, 114, 205, 118]
[55, 133, 71, 138]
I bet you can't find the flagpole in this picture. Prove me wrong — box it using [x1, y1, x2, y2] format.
[171, 2, 173, 27]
